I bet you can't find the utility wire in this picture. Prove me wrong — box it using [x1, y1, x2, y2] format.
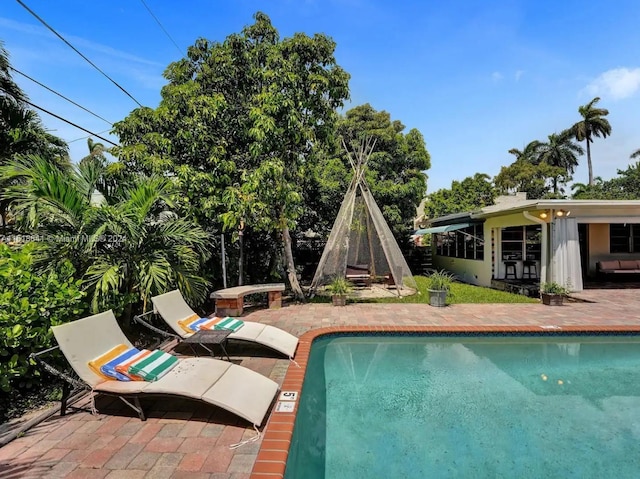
[10, 66, 113, 126]
[0, 87, 118, 147]
[139, 0, 182, 55]
[15, 0, 144, 107]
[68, 129, 113, 144]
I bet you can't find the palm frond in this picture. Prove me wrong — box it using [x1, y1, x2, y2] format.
[0, 155, 89, 229]
[137, 254, 172, 304]
[84, 260, 123, 313]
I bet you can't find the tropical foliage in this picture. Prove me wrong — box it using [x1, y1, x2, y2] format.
[0, 155, 211, 315]
[0, 243, 86, 395]
[537, 131, 584, 194]
[425, 173, 495, 218]
[572, 162, 640, 200]
[1, 42, 68, 231]
[571, 97, 611, 186]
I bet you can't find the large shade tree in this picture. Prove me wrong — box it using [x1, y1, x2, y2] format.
[305, 104, 430, 244]
[494, 160, 564, 199]
[114, 12, 350, 300]
[425, 173, 495, 218]
[571, 97, 611, 186]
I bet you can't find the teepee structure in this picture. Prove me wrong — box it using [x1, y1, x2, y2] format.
[309, 137, 417, 296]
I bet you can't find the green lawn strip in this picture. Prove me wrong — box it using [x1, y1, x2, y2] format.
[312, 275, 538, 304]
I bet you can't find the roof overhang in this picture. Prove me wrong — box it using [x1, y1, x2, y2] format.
[415, 223, 471, 235]
[425, 199, 640, 224]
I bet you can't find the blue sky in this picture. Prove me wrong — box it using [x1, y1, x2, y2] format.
[3, 0, 640, 193]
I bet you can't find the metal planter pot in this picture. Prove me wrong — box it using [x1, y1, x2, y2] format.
[428, 289, 448, 307]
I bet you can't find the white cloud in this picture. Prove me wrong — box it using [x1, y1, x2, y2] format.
[0, 17, 162, 67]
[491, 71, 503, 82]
[584, 67, 640, 100]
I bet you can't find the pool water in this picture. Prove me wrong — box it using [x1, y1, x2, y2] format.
[284, 335, 640, 478]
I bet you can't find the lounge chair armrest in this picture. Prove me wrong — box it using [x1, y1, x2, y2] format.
[133, 311, 181, 340]
[30, 347, 87, 391]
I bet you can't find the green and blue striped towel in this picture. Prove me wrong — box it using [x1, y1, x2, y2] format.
[214, 317, 244, 332]
[128, 350, 178, 382]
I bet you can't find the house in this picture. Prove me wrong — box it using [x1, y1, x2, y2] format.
[416, 193, 640, 292]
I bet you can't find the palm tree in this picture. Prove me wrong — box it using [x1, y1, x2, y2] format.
[571, 97, 611, 186]
[508, 140, 543, 164]
[0, 155, 211, 316]
[538, 130, 584, 193]
[0, 41, 23, 104]
[1, 43, 69, 231]
[630, 149, 640, 159]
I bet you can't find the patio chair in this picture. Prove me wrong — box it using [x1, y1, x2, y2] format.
[346, 263, 372, 287]
[48, 310, 279, 427]
[143, 290, 298, 359]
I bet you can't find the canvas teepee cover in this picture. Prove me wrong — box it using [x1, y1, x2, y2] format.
[309, 138, 417, 296]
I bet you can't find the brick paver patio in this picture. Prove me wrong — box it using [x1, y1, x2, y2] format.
[1, 288, 639, 478]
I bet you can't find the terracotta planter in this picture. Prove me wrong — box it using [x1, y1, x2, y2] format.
[428, 289, 448, 307]
[332, 295, 347, 306]
[541, 293, 564, 306]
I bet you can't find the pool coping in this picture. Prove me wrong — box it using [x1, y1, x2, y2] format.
[249, 324, 640, 478]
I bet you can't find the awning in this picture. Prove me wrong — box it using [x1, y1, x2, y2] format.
[414, 223, 470, 235]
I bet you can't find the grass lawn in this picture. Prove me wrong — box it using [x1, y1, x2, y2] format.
[372, 276, 538, 304]
[312, 275, 539, 304]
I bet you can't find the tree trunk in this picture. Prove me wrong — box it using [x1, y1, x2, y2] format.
[586, 136, 593, 186]
[238, 229, 244, 286]
[282, 223, 305, 301]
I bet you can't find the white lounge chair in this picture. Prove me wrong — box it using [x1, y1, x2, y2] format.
[51, 310, 279, 427]
[149, 290, 299, 359]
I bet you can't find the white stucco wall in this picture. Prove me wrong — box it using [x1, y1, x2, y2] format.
[431, 202, 640, 287]
[432, 212, 542, 287]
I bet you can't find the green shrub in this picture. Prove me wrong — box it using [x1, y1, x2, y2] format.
[426, 270, 454, 292]
[0, 243, 87, 393]
[326, 277, 353, 295]
[540, 282, 570, 295]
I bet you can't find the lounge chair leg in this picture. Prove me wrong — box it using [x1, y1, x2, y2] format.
[60, 381, 70, 416]
[119, 396, 146, 421]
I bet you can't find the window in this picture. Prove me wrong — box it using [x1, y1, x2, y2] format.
[434, 224, 484, 260]
[610, 224, 640, 253]
[501, 225, 541, 261]
[501, 226, 523, 260]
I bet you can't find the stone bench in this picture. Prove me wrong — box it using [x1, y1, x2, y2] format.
[210, 283, 285, 316]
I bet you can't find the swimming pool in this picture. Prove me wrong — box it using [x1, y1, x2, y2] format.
[283, 334, 640, 478]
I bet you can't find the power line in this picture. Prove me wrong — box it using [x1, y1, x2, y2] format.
[15, 0, 144, 107]
[68, 129, 113, 144]
[0, 87, 118, 147]
[139, 0, 182, 55]
[10, 66, 113, 126]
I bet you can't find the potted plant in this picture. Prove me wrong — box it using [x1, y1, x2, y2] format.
[326, 277, 352, 306]
[540, 282, 570, 306]
[426, 270, 454, 307]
